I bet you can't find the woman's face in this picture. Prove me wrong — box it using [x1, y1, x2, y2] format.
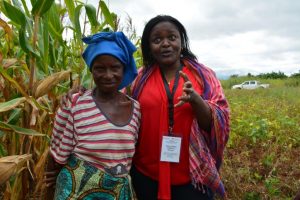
[92, 55, 124, 92]
[149, 21, 182, 68]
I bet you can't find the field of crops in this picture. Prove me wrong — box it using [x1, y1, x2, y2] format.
[220, 80, 300, 199]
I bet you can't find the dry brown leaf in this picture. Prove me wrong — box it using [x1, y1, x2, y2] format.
[30, 103, 39, 126]
[34, 148, 49, 176]
[30, 95, 49, 126]
[2, 58, 18, 69]
[0, 18, 13, 40]
[34, 148, 49, 194]
[72, 77, 81, 89]
[0, 154, 32, 184]
[0, 51, 3, 64]
[0, 75, 5, 91]
[34, 70, 71, 98]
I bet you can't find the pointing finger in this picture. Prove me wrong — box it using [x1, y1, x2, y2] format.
[174, 100, 185, 107]
[179, 71, 190, 82]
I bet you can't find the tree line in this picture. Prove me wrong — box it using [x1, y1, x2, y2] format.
[230, 71, 300, 79]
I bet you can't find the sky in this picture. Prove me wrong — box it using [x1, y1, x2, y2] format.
[90, 0, 300, 79]
[3, 0, 299, 78]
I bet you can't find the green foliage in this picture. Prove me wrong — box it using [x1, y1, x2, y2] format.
[257, 71, 287, 79]
[0, 141, 8, 157]
[2, 1, 26, 26]
[85, 4, 99, 27]
[248, 118, 269, 143]
[64, 0, 75, 24]
[243, 192, 261, 200]
[221, 75, 300, 89]
[99, 0, 116, 30]
[31, 0, 55, 17]
[265, 177, 281, 196]
[290, 72, 300, 78]
[262, 153, 275, 168]
[222, 81, 300, 199]
[283, 77, 300, 87]
[0, 121, 45, 136]
[0, 0, 142, 198]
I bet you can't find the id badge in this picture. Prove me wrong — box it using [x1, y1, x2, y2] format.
[160, 135, 182, 163]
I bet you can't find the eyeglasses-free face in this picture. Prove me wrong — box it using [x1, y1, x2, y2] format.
[149, 21, 182, 69]
[92, 55, 124, 93]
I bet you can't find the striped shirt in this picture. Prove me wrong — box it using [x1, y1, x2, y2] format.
[50, 90, 141, 175]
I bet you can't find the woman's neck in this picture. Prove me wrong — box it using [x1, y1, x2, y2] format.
[94, 89, 120, 103]
[159, 61, 182, 82]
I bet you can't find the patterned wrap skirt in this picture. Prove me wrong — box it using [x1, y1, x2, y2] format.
[54, 155, 135, 200]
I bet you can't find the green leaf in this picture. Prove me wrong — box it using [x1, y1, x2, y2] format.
[31, 0, 55, 17]
[46, 4, 64, 46]
[64, 0, 75, 25]
[74, 4, 83, 39]
[7, 109, 22, 125]
[0, 130, 5, 138]
[81, 67, 93, 89]
[19, 27, 40, 57]
[12, 0, 24, 12]
[0, 121, 45, 136]
[48, 23, 63, 43]
[99, 0, 114, 29]
[30, 0, 37, 6]
[48, 39, 57, 68]
[2, 1, 26, 26]
[0, 98, 26, 113]
[19, 0, 30, 16]
[42, 18, 49, 73]
[0, 143, 8, 157]
[85, 4, 99, 27]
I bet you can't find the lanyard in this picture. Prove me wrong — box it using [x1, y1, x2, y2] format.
[160, 65, 183, 135]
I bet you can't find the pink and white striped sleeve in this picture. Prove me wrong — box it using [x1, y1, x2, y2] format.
[50, 99, 75, 165]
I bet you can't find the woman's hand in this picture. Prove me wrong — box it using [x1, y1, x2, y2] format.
[44, 155, 63, 199]
[44, 169, 59, 200]
[60, 85, 87, 106]
[175, 70, 212, 132]
[44, 169, 59, 188]
[175, 71, 197, 107]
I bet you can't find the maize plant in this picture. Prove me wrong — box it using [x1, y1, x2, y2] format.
[0, 0, 141, 199]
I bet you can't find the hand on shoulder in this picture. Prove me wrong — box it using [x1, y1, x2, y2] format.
[60, 85, 87, 106]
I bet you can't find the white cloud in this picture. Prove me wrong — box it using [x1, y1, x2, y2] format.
[91, 0, 300, 77]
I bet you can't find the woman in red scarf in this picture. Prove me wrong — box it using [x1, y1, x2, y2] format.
[130, 15, 230, 200]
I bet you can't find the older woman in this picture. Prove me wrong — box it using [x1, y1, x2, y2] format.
[46, 32, 140, 200]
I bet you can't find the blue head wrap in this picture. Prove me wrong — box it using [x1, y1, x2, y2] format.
[82, 32, 137, 90]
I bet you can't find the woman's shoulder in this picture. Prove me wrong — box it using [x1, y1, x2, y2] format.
[185, 60, 218, 81]
[78, 89, 93, 98]
[70, 89, 93, 106]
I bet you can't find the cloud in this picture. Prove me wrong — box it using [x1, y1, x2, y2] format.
[186, 0, 300, 39]
[92, 0, 300, 76]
